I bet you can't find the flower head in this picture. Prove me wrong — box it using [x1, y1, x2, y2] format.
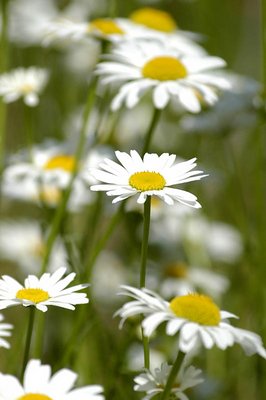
[0, 313, 13, 349]
[0, 359, 104, 399]
[90, 150, 207, 208]
[0, 67, 48, 106]
[0, 267, 89, 312]
[134, 362, 203, 400]
[96, 40, 230, 112]
[116, 285, 266, 357]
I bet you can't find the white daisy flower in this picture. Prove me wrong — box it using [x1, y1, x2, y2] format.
[0, 267, 89, 312]
[134, 362, 203, 400]
[2, 141, 96, 210]
[0, 359, 105, 399]
[160, 263, 229, 300]
[116, 285, 266, 357]
[0, 314, 13, 349]
[42, 17, 147, 46]
[0, 67, 49, 106]
[0, 220, 67, 274]
[90, 150, 207, 207]
[96, 40, 230, 112]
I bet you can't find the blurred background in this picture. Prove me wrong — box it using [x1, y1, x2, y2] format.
[0, 0, 265, 399]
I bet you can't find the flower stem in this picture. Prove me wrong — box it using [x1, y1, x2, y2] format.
[40, 82, 96, 275]
[139, 196, 151, 369]
[21, 307, 35, 380]
[141, 108, 161, 156]
[84, 202, 125, 281]
[140, 196, 151, 288]
[160, 351, 186, 400]
[0, 0, 9, 177]
[261, 0, 266, 98]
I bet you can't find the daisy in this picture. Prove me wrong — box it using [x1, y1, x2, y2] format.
[2, 141, 97, 210]
[0, 267, 89, 312]
[160, 262, 229, 300]
[96, 40, 230, 112]
[0, 67, 49, 106]
[116, 285, 266, 357]
[0, 220, 67, 274]
[134, 362, 203, 400]
[0, 359, 105, 399]
[90, 150, 207, 207]
[0, 314, 13, 349]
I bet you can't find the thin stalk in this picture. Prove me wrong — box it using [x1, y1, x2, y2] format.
[160, 351, 186, 400]
[261, 0, 266, 98]
[40, 83, 95, 275]
[139, 196, 151, 288]
[84, 202, 125, 281]
[139, 196, 151, 369]
[0, 0, 9, 177]
[24, 105, 34, 161]
[21, 307, 35, 380]
[141, 108, 161, 156]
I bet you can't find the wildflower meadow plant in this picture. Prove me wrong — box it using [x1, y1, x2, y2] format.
[0, 1, 265, 400]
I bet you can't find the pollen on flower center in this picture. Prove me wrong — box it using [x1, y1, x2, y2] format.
[16, 288, 49, 303]
[18, 394, 53, 400]
[129, 171, 166, 191]
[90, 18, 124, 35]
[142, 57, 187, 81]
[169, 293, 221, 326]
[130, 7, 177, 32]
[43, 155, 76, 172]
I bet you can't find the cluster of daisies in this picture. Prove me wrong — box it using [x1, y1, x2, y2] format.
[0, 2, 265, 400]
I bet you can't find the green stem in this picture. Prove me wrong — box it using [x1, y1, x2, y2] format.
[139, 196, 151, 288]
[84, 202, 125, 281]
[0, 0, 9, 177]
[141, 108, 161, 156]
[21, 307, 35, 380]
[160, 351, 186, 400]
[139, 196, 151, 369]
[261, 0, 266, 98]
[24, 105, 34, 161]
[40, 82, 95, 275]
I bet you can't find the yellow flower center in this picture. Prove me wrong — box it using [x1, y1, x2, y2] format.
[43, 155, 76, 172]
[142, 57, 187, 81]
[130, 7, 177, 32]
[169, 293, 221, 326]
[165, 263, 188, 278]
[129, 171, 166, 191]
[21, 84, 34, 94]
[18, 395, 52, 400]
[16, 288, 49, 303]
[39, 187, 62, 205]
[90, 18, 124, 35]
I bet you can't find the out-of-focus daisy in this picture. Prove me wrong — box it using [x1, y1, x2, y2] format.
[0, 359, 104, 399]
[2, 141, 97, 210]
[0, 314, 13, 349]
[134, 362, 203, 400]
[160, 262, 229, 300]
[0, 220, 67, 274]
[116, 285, 266, 357]
[92, 251, 129, 305]
[43, 15, 205, 58]
[96, 40, 230, 112]
[0, 267, 89, 312]
[90, 150, 207, 207]
[0, 67, 49, 106]
[149, 204, 243, 265]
